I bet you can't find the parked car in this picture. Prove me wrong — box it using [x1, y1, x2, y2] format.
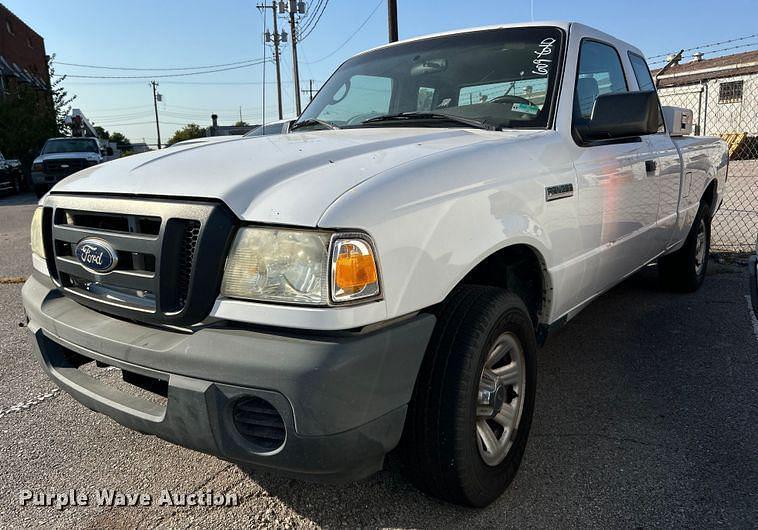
[0, 151, 24, 195]
[30, 137, 111, 198]
[22, 22, 728, 507]
[244, 119, 293, 136]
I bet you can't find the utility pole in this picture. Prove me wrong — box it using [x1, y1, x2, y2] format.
[286, 0, 304, 115]
[150, 81, 162, 149]
[387, 0, 398, 42]
[258, 2, 284, 120]
[301, 79, 316, 102]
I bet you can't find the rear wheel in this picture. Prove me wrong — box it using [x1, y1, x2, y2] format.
[659, 201, 711, 292]
[401, 285, 537, 507]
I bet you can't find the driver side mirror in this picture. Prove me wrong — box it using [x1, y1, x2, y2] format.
[582, 91, 660, 142]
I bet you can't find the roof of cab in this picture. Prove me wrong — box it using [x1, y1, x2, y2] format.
[355, 21, 643, 60]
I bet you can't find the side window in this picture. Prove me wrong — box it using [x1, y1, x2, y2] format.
[317, 75, 392, 124]
[628, 53, 655, 92]
[573, 40, 628, 120]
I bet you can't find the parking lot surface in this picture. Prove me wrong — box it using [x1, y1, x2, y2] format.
[1, 193, 756, 529]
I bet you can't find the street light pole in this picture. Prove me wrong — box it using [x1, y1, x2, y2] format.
[387, 0, 398, 42]
[288, 5, 302, 115]
[150, 80, 161, 149]
[258, 1, 284, 120]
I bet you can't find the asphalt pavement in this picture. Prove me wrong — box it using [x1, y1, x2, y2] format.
[0, 192, 756, 529]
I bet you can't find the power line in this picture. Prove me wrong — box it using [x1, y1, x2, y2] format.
[647, 33, 758, 60]
[52, 57, 264, 71]
[61, 59, 270, 79]
[299, 0, 329, 41]
[304, 0, 383, 65]
[299, 0, 324, 34]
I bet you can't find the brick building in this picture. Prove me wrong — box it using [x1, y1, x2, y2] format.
[0, 3, 49, 97]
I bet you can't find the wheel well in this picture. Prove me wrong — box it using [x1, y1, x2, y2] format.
[702, 179, 718, 214]
[460, 244, 550, 327]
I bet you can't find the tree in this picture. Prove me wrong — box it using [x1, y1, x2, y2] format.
[94, 126, 109, 139]
[166, 123, 206, 146]
[48, 54, 76, 136]
[234, 120, 249, 127]
[108, 131, 132, 151]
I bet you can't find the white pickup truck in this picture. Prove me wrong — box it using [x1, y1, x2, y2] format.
[23, 22, 727, 507]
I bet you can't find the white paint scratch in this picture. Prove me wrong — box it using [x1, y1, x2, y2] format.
[0, 389, 60, 419]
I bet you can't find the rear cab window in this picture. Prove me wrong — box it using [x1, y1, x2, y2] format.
[628, 52, 665, 130]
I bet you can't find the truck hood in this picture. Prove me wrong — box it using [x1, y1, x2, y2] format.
[53, 128, 538, 226]
[35, 152, 101, 163]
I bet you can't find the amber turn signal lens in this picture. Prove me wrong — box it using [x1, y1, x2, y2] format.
[331, 238, 380, 302]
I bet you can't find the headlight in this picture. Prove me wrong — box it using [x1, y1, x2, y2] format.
[221, 227, 381, 305]
[30, 207, 45, 259]
[32, 162, 43, 171]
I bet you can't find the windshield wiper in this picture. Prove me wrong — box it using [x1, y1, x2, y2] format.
[361, 112, 496, 130]
[290, 118, 341, 131]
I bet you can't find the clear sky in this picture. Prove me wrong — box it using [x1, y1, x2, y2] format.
[4, 0, 757, 146]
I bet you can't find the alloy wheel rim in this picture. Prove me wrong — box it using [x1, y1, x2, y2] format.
[475, 332, 526, 466]
[694, 219, 707, 276]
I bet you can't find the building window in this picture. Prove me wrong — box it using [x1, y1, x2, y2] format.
[27, 36, 33, 48]
[719, 80, 743, 104]
[5, 20, 14, 35]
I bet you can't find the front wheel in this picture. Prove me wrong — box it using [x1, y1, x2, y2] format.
[659, 201, 711, 292]
[401, 285, 537, 507]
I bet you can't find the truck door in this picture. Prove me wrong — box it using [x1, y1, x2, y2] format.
[571, 40, 660, 295]
[627, 52, 683, 252]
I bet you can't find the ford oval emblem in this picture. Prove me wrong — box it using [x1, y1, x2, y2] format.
[75, 238, 118, 273]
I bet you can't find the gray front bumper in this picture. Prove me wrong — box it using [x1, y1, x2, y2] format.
[22, 272, 435, 481]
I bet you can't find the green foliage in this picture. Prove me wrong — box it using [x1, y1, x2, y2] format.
[108, 131, 132, 150]
[166, 123, 206, 146]
[234, 120, 249, 127]
[48, 55, 76, 136]
[0, 85, 57, 172]
[94, 125, 109, 139]
[0, 54, 76, 173]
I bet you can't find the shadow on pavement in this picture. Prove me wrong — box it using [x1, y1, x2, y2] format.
[237, 263, 756, 528]
[0, 192, 38, 206]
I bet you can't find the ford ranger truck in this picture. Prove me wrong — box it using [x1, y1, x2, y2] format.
[30, 137, 107, 198]
[22, 22, 728, 507]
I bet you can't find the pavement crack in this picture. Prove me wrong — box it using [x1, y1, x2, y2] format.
[0, 388, 61, 419]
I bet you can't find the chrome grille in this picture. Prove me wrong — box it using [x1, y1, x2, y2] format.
[43, 195, 236, 326]
[43, 158, 87, 175]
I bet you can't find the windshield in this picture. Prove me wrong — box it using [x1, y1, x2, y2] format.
[42, 139, 99, 154]
[297, 27, 564, 130]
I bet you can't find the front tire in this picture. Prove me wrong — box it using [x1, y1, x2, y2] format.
[401, 285, 537, 507]
[659, 201, 711, 292]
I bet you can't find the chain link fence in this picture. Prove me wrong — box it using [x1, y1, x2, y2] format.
[658, 75, 757, 253]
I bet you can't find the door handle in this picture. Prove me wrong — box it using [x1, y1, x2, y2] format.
[645, 160, 657, 173]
